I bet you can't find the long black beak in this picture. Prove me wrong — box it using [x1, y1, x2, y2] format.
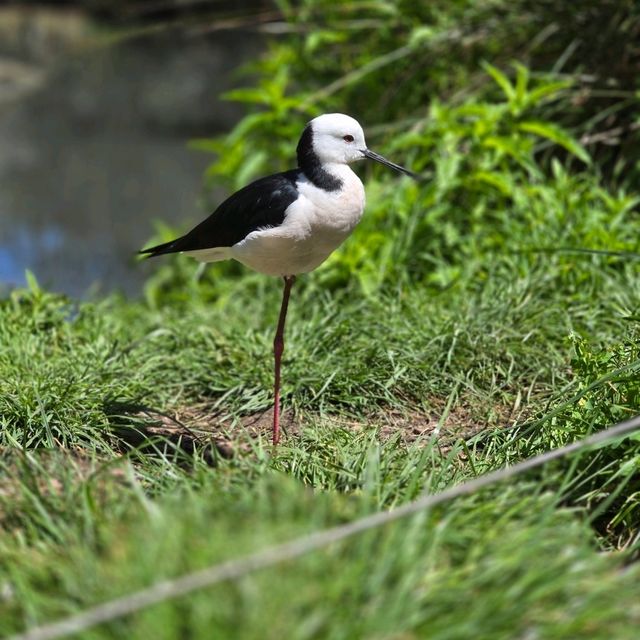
[361, 148, 418, 180]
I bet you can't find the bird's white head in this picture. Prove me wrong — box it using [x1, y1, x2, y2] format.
[297, 113, 417, 179]
[305, 113, 367, 165]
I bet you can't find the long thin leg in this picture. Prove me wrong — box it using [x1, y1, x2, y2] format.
[273, 275, 296, 445]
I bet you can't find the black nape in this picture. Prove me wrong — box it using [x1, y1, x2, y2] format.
[296, 125, 343, 192]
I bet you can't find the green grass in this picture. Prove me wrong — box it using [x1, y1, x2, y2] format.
[3, 459, 640, 639]
[2, 242, 640, 637]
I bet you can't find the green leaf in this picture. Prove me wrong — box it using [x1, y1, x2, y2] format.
[305, 30, 347, 53]
[470, 171, 514, 196]
[221, 88, 271, 105]
[526, 80, 572, 106]
[25, 270, 41, 296]
[409, 26, 436, 45]
[518, 121, 591, 164]
[482, 62, 515, 102]
[513, 62, 530, 108]
[234, 150, 268, 188]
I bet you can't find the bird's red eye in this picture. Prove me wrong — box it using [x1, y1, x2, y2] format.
[343, 135, 354, 143]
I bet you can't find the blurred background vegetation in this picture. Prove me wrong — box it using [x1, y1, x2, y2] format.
[135, 0, 640, 305]
[1, 0, 639, 299]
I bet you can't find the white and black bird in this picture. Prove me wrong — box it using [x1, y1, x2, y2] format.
[141, 113, 417, 445]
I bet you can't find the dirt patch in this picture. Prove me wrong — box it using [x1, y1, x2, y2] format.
[372, 397, 527, 444]
[105, 395, 526, 460]
[106, 403, 299, 462]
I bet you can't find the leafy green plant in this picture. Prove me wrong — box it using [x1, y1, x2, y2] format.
[146, 62, 639, 302]
[140, 1, 640, 304]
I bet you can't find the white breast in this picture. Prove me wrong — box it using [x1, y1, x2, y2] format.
[231, 165, 366, 276]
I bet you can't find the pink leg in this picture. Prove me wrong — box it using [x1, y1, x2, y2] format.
[273, 275, 296, 445]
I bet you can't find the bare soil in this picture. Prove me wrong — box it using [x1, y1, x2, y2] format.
[106, 395, 527, 462]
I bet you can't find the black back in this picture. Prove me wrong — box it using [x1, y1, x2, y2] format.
[140, 170, 301, 257]
[141, 121, 345, 258]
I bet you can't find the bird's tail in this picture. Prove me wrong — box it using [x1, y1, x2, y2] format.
[138, 237, 183, 258]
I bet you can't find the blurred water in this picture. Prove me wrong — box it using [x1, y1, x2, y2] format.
[0, 12, 260, 297]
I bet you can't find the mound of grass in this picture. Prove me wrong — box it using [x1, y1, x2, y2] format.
[2, 244, 640, 636]
[2, 431, 639, 638]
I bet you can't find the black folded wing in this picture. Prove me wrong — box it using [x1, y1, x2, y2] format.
[140, 170, 301, 257]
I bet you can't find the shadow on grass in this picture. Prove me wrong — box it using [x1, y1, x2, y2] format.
[103, 401, 234, 466]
